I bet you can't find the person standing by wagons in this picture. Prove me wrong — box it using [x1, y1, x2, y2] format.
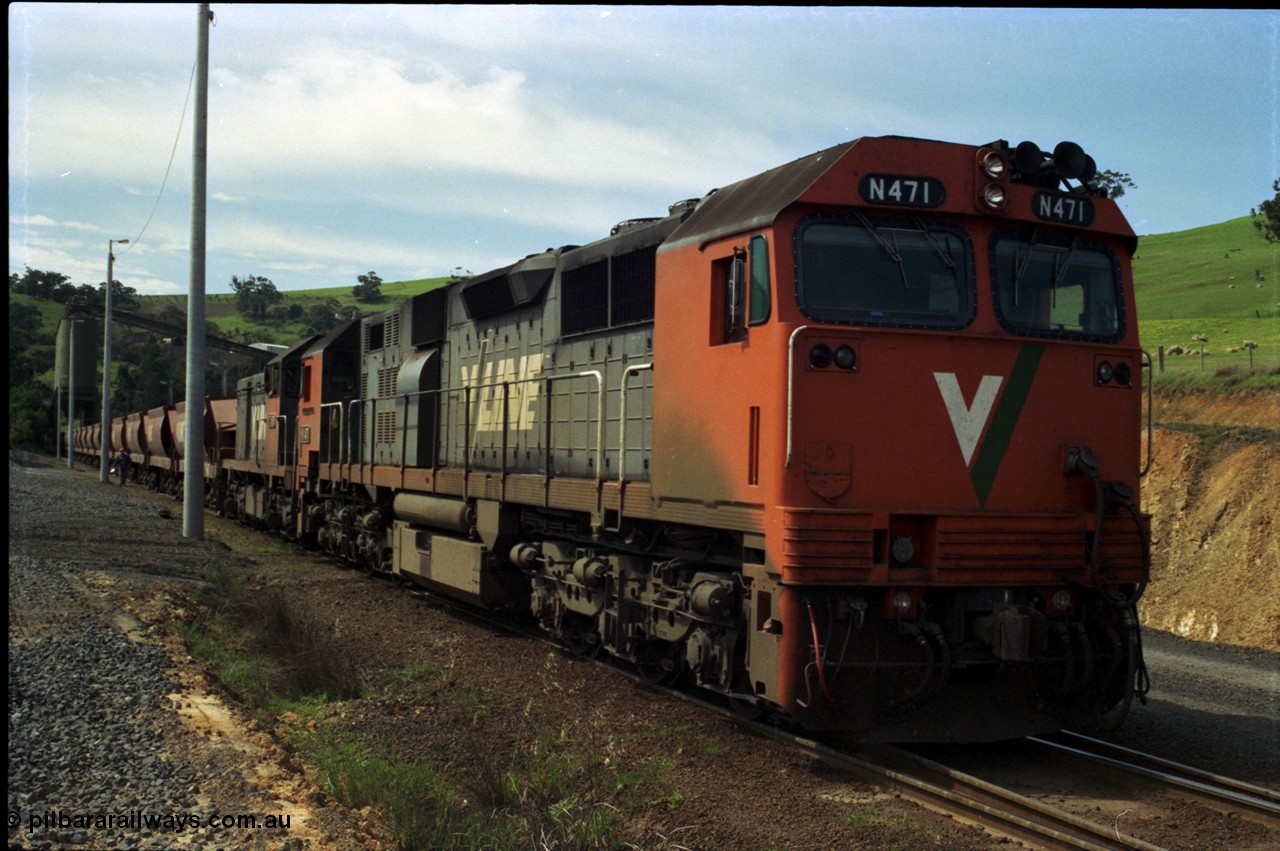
[112, 447, 130, 486]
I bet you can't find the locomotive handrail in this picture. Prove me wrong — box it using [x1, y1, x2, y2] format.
[461, 369, 607, 484]
[1139, 348, 1153, 478]
[786, 325, 809, 468]
[256, 417, 268, 466]
[276, 414, 288, 470]
[349, 369, 608, 496]
[320, 401, 344, 466]
[346, 398, 362, 469]
[617, 362, 654, 483]
[397, 386, 446, 474]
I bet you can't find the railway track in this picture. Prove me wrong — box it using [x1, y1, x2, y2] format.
[1029, 730, 1280, 828]
[754, 729, 1162, 850]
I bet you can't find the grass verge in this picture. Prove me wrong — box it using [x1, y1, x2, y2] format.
[181, 562, 666, 850]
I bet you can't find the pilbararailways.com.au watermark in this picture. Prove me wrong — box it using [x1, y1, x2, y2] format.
[10, 808, 293, 837]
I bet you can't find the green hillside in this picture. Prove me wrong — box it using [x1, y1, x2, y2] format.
[143, 276, 453, 346]
[1133, 216, 1279, 382]
[1134, 216, 1278, 319]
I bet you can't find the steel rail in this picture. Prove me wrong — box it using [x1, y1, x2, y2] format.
[1030, 730, 1280, 827]
[758, 733, 1163, 851]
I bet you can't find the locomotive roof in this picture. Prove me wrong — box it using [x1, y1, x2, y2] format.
[660, 139, 858, 252]
[269, 333, 321, 366]
[302, 317, 360, 359]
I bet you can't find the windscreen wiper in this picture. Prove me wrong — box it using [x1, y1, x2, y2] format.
[1050, 235, 1081, 309]
[853, 211, 910, 290]
[1012, 227, 1041, 306]
[909, 215, 956, 270]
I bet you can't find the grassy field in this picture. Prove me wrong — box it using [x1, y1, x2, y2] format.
[1132, 216, 1278, 320]
[1133, 216, 1280, 389]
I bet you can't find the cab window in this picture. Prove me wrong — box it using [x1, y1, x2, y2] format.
[715, 236, 771, 345]
[990, 231, 1123, 341]
[795, 215, 972, 329]
[749, 235, 771, 325]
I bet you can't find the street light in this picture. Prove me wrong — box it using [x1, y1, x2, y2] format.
[67, 317, 80, 469]
[100, 238, 128, 482]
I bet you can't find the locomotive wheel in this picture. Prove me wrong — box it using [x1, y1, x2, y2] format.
[555, 615, 601, 659]
[728, 673, 764, 720]
[636, 643, 681, 686]
[729, 694, 765, 721]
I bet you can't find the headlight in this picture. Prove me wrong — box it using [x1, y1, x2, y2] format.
[981, 183, 1006, 209]
[1051, 590, 1072, 613]
[981, 151, 1007, 179]
[892, 591, 913, 615]
[1096, 361, 1114, 384]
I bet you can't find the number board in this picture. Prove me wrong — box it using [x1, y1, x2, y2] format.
[859, 174, 945, 208]
[1033, 192, 1095, 226]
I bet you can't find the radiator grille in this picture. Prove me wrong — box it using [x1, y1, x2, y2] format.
[376, 410, 397, 445]
[377, 367, 397, 399]
[935, 515, 1081, 569]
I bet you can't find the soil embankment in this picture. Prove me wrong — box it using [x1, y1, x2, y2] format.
[1140, 389, 1280, 650]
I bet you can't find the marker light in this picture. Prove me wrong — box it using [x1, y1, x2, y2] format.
[834, 345, 857, 370]
[1051, 590, 1073, 613]
[809, 343, 833, 369]
[982, 183, 1006, 209]
[1114, 362, 1132, 386]
[892, 591, 913, 615]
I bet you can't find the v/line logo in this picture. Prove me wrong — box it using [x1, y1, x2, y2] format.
[933, 344, 1044, 506]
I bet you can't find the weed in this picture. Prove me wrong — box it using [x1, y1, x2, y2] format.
[186, 568, 362, 708]
[840, 808, 880, 829]
[702, 738, 727, 756]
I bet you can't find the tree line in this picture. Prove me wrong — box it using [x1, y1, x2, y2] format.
[7, 267, 391, 453]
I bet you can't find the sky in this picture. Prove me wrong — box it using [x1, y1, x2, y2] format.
[8, 5, 1279, 296]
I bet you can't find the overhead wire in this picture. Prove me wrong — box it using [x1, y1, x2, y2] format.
[117, 59, 197, 257]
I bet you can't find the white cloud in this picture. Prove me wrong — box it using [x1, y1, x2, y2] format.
[9, 5, 1278, 297]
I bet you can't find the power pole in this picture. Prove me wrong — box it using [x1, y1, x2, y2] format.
[184, 3, 210, 540]
[101, 238, 128, 482]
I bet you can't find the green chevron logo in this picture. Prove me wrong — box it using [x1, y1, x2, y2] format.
[934, 344, 1044, 506]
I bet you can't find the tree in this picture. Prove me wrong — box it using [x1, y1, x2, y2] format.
[9, 267, 71, 299]
[352, 271, 383, 302]
[304, 299, 343, 335]
[1251, 178, 1280, 243]
[8, 302, 45, 391]
[230, 274, 282, 320]
[1089, 170, 1136, 199]
[102, 279, 139, 310]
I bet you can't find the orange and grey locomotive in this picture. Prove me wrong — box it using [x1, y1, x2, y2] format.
[82, 135, 1151, 741]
